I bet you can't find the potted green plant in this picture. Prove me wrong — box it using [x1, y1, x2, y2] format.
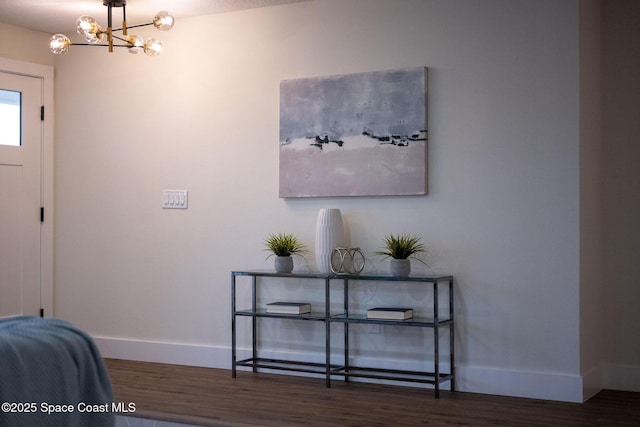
[374, 233, 427, 277]
[264, 232, 307, 273]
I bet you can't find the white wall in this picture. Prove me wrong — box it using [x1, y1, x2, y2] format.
[0, 23, 54, 67]
[578, 0, 604, 401]
[601, 0, 640, 392]
[43, 0, 636, 402]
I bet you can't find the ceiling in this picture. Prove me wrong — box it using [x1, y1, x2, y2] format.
[0, 0, 307, 34]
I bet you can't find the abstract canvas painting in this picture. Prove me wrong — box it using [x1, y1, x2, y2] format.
[279, 67, 428, 198]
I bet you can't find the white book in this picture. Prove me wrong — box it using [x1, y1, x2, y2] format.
[367, 307, 413, 320]
[266, 302, 311, 314]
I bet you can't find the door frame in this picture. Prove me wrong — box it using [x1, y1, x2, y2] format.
[0, 57, 54, 317]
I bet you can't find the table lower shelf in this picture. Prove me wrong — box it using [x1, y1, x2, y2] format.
[234, 357, 454, 396]
[331, 366, 454, 386]
[236, 357, 342, 376]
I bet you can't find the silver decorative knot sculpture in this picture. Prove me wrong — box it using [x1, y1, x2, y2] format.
[330, 247, 365, 274]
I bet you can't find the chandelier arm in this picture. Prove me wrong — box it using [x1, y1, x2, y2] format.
[112, 22, 153, 32]
[66, 43, 130, 48]
[122, 3, 127, 35]
[106, 2, 114, 52]
[111, 34, 129, 43]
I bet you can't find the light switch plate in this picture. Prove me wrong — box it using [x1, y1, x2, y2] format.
[162, 190, 188, 209]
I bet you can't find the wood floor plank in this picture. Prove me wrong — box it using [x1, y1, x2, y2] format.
[105, 358, 640, 426]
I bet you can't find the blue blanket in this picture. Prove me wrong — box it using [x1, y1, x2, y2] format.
[0, 316, 114, 427]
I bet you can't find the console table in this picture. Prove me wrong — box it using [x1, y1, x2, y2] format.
[231, 271, 455, 398]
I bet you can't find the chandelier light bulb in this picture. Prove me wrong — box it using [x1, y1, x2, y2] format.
[143, 39, 163, 56]
[75, 16, 95, 35]
[126, 35, 144, 54]
[87, 25, 105, 44]
[49, 34, 71, 54]
[153, 11, 175, 31]
[76, 16, 105, 43]
[76, 16, 96, 37]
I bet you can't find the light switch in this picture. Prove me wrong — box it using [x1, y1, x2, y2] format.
[162, 190, 188, 209]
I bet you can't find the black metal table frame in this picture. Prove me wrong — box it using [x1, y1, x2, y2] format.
[231, 271, 455, 398]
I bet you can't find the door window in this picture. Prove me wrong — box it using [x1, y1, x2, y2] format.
[0, 89, 21, 146]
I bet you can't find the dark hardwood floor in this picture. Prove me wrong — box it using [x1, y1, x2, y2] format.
[105, 358, 640, 426]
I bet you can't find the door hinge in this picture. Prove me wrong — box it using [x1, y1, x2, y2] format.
[40, 207, 44, 222]
[41, 106, 45, 121]
[40, 308, 44, 318]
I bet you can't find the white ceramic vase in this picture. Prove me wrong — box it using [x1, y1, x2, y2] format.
[315, 209, 344, 273]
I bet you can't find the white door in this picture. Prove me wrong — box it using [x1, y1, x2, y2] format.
[0, 71, 43, 318]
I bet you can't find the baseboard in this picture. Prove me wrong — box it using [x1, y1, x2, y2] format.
[581, 364, 604, 402]
[455, 365, 584, 403]
[604, 363, 640, 392]
[94, 336, 230, 369]
[95, 337, 593, 403]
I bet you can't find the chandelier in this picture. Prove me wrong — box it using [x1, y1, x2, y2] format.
[49, 0, 175, 56]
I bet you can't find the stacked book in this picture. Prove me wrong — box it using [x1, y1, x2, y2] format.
[366, 307, 413, 320]
[266, 302, 311, 314]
